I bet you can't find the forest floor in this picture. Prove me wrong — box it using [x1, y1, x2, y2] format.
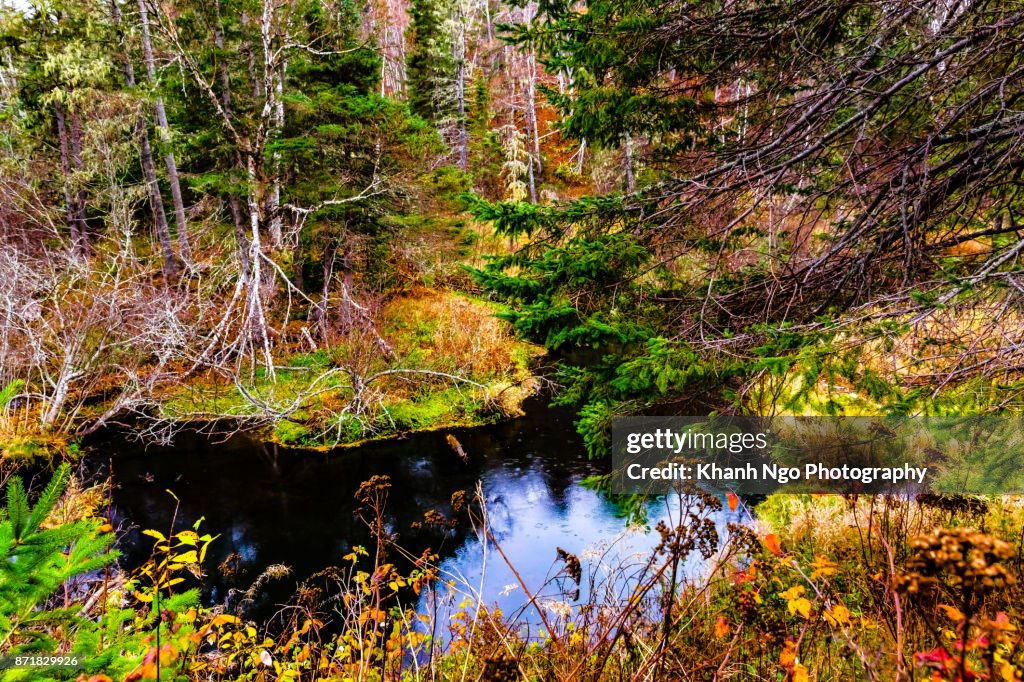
[158, 285, 543, 450]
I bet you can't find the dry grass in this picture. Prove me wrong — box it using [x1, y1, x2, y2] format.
[382, 287, 541, 381]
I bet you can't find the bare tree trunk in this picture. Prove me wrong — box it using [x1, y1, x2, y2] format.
[110, 0, 178, 277]
[574, 138, 587, 174]
[138, 0, 191, 266]
[623, 131, 636, 193]
[526, 146, 536, 203]
[339, 238, 354, 334]
[315, 240, 336, 342]
[54, 104, 86, 257]
[526, 50, 541, 177]
[454, 3, 469, 171]
[456, 69, 468, 171]
[69, 109, 90, 248]
[483, 0, 495, 42]
[245, 153, 275, 379]
[240, 10, 263, 99]
[42, 357, 79, 427]
[230, 197, 250, 275]
[267, 61, 285, 248]
[292, 235, 304, 292]
[139, 124, 179, 276]
[215, 1, 252, 277]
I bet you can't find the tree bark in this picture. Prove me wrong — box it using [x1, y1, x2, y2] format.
[315, 240, 336, 342]
[266, 61, 285, 248]
[623, 131, 636, 193]
[68, 108, 90, 249]
[454, 2, 468, 171]
[138, 0, 192, 266]
[339, 238, 354, 334]
[109, 0, 178, 277]
[139, 123, 179, 276]
[53, 104, 86, 257]
[214, 0, 252, 277]
[245, 152, 275, 379]
[526, 50, 542, 177]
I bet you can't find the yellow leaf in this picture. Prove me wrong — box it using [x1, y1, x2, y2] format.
[789, 597, 812, 619]
[824, 603, 851, 627]
[792, 663, 809, 682]
[176, 531, 199, 546]
[779, 586, 804, 601]
[141, 529, 167, 543]
[781, 586, 811, 618]
[809, 555, 837, 580]
[1000, 661, 1016, 682]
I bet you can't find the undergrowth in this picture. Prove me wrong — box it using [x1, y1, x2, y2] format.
[5, 467, 1024, 680]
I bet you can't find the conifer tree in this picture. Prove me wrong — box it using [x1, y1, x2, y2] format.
[406, 0, 456, 122]
[474, 0, 1024, 451]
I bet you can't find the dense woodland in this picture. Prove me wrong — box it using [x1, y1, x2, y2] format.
[4, 0, 1024, 679]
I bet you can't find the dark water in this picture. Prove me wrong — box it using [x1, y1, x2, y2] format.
[88, 401, 742, 626]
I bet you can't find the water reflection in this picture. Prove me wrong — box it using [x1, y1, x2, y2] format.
[422, 466, 744, 631]
[88, 401, 742, 626]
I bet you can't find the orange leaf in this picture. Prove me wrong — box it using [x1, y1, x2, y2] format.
[715, 615, 730, 639]
[726, 491, 739, 512]
[764, 533, 783, 556]
[938, 604, 965, 623]
[991, 612, 1016, 631]
[779, 639, 798, 668]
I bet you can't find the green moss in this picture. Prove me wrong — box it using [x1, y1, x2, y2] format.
[382, 388, 471, 431]
[0, 434, 69, 463]
[377, 386, 502, 434]
[273, 420, 312, 446]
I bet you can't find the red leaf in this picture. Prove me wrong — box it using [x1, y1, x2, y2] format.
[726, 491, 739, 512]
[914, 646, 953, 670]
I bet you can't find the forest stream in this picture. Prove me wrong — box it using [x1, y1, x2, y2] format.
[83, 399, 743, 629]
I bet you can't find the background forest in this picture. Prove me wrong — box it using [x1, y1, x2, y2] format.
[3, 0, 1024, 679]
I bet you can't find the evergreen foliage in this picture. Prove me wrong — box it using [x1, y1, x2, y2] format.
[472, 0, 1024, 454]
[406, 0, 456, 122]
[0, 465, 116, 678]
